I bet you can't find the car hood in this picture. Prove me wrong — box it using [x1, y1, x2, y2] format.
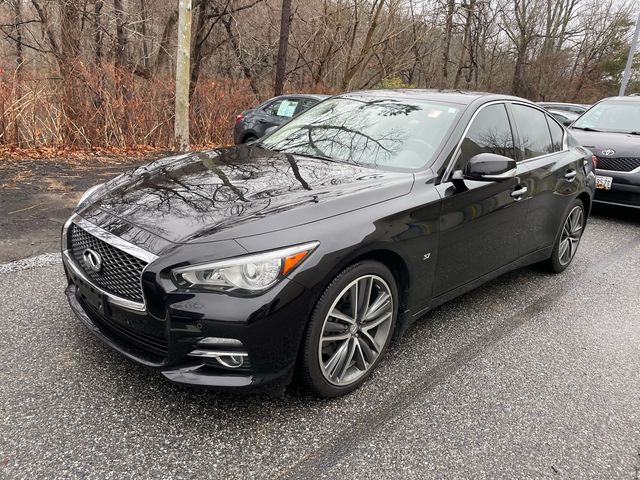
[569, 129, 640, 157]
[79, 146, 414, 244]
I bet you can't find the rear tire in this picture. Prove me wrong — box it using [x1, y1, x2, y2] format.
[545, 198, 585, 273]
[243, 134, 257, 144]
[299, 261, 398, 397]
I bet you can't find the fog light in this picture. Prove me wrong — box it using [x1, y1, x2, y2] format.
[197, 337, 243, 347]
[188, 348, 248, 369]
[216, 355, 244, 369]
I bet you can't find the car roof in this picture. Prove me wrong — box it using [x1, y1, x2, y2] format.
[548, 109, 577, 116]
[338, 89, 528, 106]
[596, 96, 640, 103]
[270, 94, 328, 101]
[538, 102, 586, 107]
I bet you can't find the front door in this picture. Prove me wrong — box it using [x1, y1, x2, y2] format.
[433, 103, 530, 297]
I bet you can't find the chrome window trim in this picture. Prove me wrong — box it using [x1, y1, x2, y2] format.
[62, 213, 159, 313]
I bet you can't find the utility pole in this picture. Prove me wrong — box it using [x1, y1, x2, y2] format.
[175, 0, 192, 151]
[619, 11, 640, 97]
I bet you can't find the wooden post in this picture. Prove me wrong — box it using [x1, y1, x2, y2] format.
[175, 0, 192, 151]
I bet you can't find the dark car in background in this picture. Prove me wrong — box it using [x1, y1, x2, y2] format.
[538, 102, 589, 115]
[233, 94, 328, 144]
[570, 96, 640, 208]
[62, 90, 595, 397]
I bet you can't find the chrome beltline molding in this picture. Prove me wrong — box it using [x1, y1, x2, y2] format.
[62, 213, 160, 313]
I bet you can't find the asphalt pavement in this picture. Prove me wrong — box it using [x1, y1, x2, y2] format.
[1, 205, 639, 479]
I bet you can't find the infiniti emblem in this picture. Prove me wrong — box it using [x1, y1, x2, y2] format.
[83, 248, 103, 273]
[601, 148, 615, 156]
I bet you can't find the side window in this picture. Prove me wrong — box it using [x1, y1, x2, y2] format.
[262, 100, 283, 116]
[301, 98, 319, 110]
[265, 98, 301, 118]
[511, 104, 554, 159]
[547, 116, 565, 152]
[459, 104, 515, 168]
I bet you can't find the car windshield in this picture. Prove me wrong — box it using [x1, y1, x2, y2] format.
[259, 96, 462, 171]
[572, 101, 640, 133]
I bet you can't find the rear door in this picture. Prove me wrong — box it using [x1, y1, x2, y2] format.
[433, 102, 531, 297]
[508, 103, 584, 254]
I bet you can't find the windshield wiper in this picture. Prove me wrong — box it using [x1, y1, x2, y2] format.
[269, 148, 338, 163]
[628, 131, 640, 135]
[571, 126, 602, 132]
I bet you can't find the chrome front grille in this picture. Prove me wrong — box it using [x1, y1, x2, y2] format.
[69, 223, 147, 302]
[596, 156, 640, 172]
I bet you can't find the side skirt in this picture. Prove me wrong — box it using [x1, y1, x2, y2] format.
[396, 246, 553, 336]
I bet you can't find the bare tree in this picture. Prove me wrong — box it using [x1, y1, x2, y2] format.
[274, 0, 293, 96]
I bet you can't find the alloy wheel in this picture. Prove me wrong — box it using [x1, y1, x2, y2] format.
[558, 205, 584, 266]
[318, 274, 394, 386]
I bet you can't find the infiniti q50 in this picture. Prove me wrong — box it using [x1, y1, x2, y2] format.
[62, 90, 596, 397]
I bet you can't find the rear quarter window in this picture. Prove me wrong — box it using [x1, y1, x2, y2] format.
[547, 117, 565, 152]
[511, 104, 554, 159]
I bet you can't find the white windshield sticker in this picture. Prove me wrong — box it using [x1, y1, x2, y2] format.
[277, 100, 298, 117]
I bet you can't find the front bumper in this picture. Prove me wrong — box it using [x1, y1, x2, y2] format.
[594, 169, 640, 208]
[62, 244, 315, 394]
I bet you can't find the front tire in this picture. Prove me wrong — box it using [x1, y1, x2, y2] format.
[546, 199, 585, 273]
[299, 261, 398, 397]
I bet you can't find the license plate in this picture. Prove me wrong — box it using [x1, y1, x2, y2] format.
[74, 275, 108, 316]
[595, 175, 613, 190]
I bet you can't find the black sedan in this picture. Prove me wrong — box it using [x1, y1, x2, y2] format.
[233, 94, 327, 144]
[62, 90, 595, 397]
[570, 96, 640, 208]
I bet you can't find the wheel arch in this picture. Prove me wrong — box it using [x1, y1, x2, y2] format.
[242, 131, 258, 143]
[577, 191, 592, 217]
[312, 246, 413, 339]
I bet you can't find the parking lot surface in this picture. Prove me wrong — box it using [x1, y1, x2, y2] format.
[1, 205, 639, 479]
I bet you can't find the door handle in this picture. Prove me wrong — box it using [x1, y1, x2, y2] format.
[564, 169, 577, 181]
[511, 185, 528, 200]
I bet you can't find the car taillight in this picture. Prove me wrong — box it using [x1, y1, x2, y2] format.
[235, 113, 244, 124]
[591, 155, 598, 169]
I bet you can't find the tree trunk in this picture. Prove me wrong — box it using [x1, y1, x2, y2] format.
[175, 0, 192, 151]
[94, 0, 103, 64]
[13, 0, 24, 73]
[274, 0, 293, 96]
[156, 9, 178, 72]
[222, 16, 261, 100]
[140, 0, 150, 68]
[453, 0, 475, 89]
[13, 0, 24, 146]
[189, 2, 208, 100]
[442, 0, 455, 81]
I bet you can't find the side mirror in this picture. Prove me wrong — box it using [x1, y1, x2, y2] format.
[463, 153, 516, 181]
[562, 119, 573, 127]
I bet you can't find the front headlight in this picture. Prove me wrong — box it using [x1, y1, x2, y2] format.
[77, 183, 104, 207]
[172, 242, 319, 293]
